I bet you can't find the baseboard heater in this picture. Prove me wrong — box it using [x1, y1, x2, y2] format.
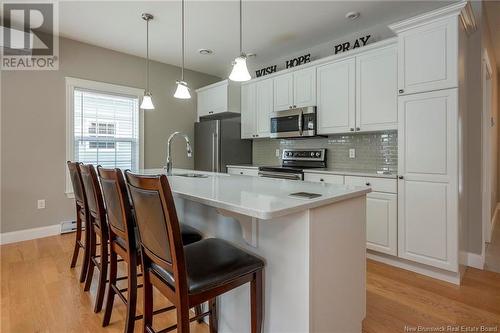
[60, 220, 80, 234]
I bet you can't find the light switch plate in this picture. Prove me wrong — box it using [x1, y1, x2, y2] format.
[37, 199, 46, 209]
[276, 149, 280, 157]
[349, 149, 356, 159]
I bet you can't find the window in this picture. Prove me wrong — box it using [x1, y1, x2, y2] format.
[66, 78, 144, 196]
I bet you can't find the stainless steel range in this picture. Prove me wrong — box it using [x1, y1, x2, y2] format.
[258, 148, 326, 180]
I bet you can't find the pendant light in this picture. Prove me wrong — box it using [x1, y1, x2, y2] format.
[174, 0, 191, 99]
[229, 0, 251, 82]
[140, 13, 155, 109]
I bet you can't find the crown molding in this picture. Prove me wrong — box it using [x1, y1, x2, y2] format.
[388, 1, 470, 33]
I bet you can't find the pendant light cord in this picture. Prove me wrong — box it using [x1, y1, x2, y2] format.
[146, 18, 150, 92]
[181, 0, 185, 81]
[239, 0, 243, 55]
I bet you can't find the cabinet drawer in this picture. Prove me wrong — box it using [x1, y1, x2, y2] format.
[227, 167, 258, 177]
[344, 176, 397, 193]
[304, 173, 344, 184]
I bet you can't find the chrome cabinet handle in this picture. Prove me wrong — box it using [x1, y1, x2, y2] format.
[350, 128, 355, 132]
[398, 89, 404, 94]
[398, 176, 404, 180]
[293, 105, 297, 108]
[320, 178, 324, 182]
[356, 127, 361, 131]
[366, 182, 371, 186]
[209, 111, 214, 114]
[298, 110, 303, 136]
[211, 133, 216, 171]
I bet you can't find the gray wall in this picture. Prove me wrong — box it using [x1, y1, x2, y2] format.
[1, 37, 219, 233]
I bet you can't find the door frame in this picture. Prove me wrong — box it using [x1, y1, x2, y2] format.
[482, 49, 493, 256]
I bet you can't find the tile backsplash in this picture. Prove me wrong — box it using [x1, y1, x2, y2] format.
[252, 131, 398, 173]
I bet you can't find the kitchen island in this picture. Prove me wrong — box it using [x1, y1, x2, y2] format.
[137, 169, 370, 333]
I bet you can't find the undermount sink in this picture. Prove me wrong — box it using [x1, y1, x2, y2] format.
[173, 173, 209, 178]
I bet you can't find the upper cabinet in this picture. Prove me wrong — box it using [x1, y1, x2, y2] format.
[317, 45, 397, 135]
[273, 67, 316, 111]
[196, 80, 241, 118]
[241, 79, 272, 139]
[317, 57, 356, 134]
[356, 46, 398, 131]
[390, 16, 458, 95]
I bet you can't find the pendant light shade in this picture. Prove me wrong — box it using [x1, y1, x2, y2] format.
[141, 92, 155, 109]
[141, 13, 155, 109]
[229, 55, 251, 81]
[229, 0, 251, 82]
[174, 81, 191, 99]
[174, 0, 192, 99]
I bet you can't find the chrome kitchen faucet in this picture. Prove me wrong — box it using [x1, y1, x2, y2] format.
[164, 132, 192, 176]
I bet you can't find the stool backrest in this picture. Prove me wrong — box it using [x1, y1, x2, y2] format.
[97, 167, 136, 248]
[80, 163, 107, 229]
[67, 161, 86, 208]
[125, 171, 187, 292]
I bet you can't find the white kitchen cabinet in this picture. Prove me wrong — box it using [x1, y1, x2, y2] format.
[366, 192, 398, 256]
[398, 88, 458, 271]
[273, 67, 316, 111]
[303, 172, 344, 184]
[356, 46, 398, 131]
[255, 79, 273, 137]
[227, 167, 259, 177]
[273, 73, 294, 111]
[196, 80, 241, 118]
[241, 79, 272, 139]
[391, 16, 458, 95]
[317, 58, 356, 134]
[241, 84, 256, 139]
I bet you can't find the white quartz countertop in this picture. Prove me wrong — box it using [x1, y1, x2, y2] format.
[227, 165, 396, 179]
[134, 169, 370, 220]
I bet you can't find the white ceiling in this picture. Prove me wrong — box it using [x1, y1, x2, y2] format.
[56, 1, 452, 78]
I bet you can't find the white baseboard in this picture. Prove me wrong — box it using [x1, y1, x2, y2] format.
[367, 251, 461, 285]
[466, 252, 484, 270]
[0, 224, 61, 245]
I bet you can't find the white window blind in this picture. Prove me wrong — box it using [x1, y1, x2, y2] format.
[73, 89, 140, 170]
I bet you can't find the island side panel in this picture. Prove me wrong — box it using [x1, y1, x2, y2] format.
[176, 197, 312, 333]
[309, 196, 367, 333]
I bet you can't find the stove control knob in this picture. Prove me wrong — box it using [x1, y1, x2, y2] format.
[310, 152, 315, 157]
[315, 152, 321, 157]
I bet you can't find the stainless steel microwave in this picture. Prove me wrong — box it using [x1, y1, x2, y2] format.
[270, 106, 317, 138]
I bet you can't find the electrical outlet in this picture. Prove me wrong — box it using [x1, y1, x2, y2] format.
[37, 199, 46, 209]
[275, 149, 280, 158]
[349, 149, 356, 159]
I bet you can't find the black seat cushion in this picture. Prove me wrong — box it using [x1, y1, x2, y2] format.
[151, 238, 264, 294]
[116, 224, 202, 250]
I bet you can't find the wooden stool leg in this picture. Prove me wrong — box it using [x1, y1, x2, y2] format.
[70, 210, 81, 268]
[124, 254, 138, 333]
[195, 305, 204, 323]
[209, 298, 218, 333]
[102, 250, 117, 326]
[142, 262, 153, 333]
[79, 217, 90, 283]
[94, 233, 108, 313]
[250, 271, 263, 333]
[84, 225, 96, 292]
[176, 306, 191, 333]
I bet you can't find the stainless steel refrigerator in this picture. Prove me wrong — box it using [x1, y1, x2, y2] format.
[194, 117, 252, 173]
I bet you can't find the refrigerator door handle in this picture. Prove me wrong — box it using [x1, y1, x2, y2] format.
[211, 133, 216, 172]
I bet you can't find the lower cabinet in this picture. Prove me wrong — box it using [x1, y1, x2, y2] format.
[227, 167, 259, 177]
[366, 192, 397, 255]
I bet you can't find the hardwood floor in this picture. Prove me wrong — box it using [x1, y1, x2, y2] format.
[1, 234, 499, 332]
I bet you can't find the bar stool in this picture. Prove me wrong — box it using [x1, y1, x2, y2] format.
[125, 171, 264, 333]
[80, 163, 110, 313]
[98, 167, 204, 333]
[67, 161, 90, 283]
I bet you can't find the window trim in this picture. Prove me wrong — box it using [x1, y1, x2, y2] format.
[65, 77, 145, 198]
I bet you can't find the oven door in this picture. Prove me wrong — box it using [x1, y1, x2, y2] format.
[258, 170, 303, 180]
[270, 107, 316, 138]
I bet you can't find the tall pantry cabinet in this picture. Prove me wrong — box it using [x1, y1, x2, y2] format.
[389, 2, 475, 277]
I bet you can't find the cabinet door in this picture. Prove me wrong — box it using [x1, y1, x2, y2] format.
[366, 192, 397, 256]
[293, 67, 316, 108]
[197, 83, 228, 117]
[398, 17, 458, 95]
[317, 58, 356, 134]
[273, 73, 294, 111]
[398, 89, 458, 272]
[227, 167, 258, 177]
[240, 84, 256, 139]
[356, 46, 397, 131]
[255, 79, 272, 138]
[303, 173, 344, 184]
[197, 90, 210, 118]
